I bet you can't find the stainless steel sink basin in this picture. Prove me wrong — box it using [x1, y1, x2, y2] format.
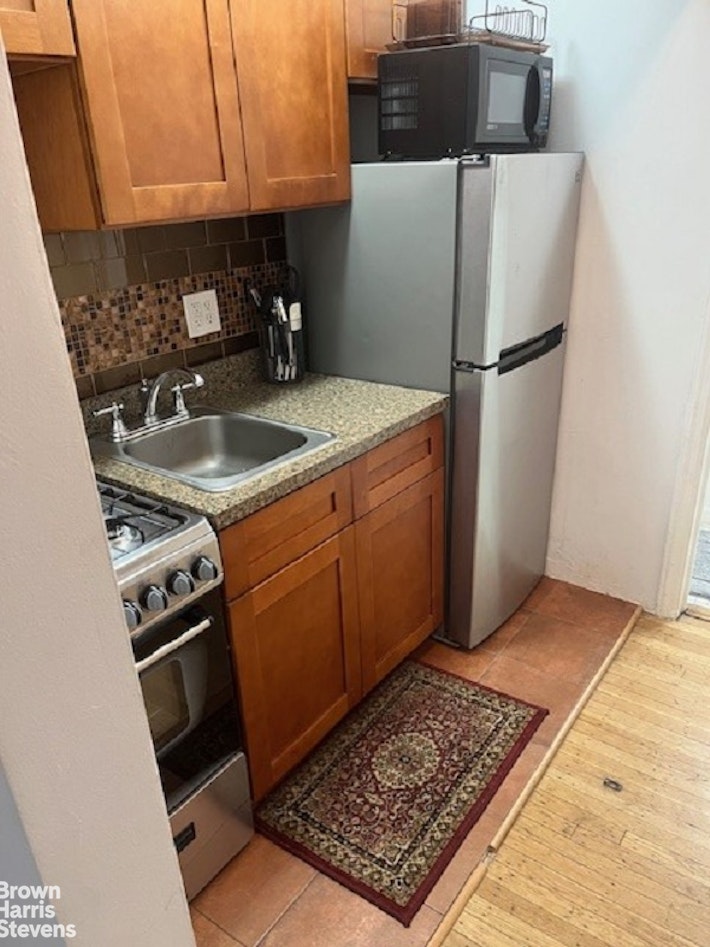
[92, 407, 335, 492]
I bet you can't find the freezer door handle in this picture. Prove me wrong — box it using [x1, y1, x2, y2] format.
[497, 323, 564, 375]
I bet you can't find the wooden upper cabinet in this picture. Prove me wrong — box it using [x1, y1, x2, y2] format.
[230, 0, 350, 211]
[68, 0, 249, 226]
[345, 0, 394, 81]
[11, 0, 350, 228]
[12, 63, 101, 231]
[0, 0, 74, 57]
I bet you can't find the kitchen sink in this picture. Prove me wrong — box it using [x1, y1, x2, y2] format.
[92, 407, 335, 492]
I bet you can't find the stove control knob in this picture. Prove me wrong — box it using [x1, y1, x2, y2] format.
[167, 570, 195, 597]
[123, 599, 142, 631]
[192, 555, 219, 583]
[141, 585, 169, 612]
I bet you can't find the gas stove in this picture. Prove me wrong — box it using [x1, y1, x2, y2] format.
[98, 481, 223, 635]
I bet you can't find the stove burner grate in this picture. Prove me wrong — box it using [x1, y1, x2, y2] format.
[98, 481, 189, 561]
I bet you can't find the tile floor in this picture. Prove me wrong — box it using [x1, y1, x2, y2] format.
[191, 578, 637, 947]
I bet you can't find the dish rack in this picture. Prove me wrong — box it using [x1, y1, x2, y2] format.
[467, 0, 548, 51]
[390, 0, 548, 53]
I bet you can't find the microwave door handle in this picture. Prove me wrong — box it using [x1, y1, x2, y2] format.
[134, 616, 213, 674]
[524, 65, 542, 142]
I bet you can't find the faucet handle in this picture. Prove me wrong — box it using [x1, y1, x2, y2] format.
[182, 370, 204, 391]
[171, 372, 204, 417]
[93, 402, 128, 442]
[171, 384, 189, 418]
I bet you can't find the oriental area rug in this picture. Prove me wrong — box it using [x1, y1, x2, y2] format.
[256, 661, 547, 926]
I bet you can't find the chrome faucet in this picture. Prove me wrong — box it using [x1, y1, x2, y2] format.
[143, 368, 205, 426]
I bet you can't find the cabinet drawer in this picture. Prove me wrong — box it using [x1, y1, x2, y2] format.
[220, 467, 353, 601]
[351, 415, 444, 518]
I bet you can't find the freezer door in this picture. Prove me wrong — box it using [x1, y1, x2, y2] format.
[454, 153, 583, 366]
[448, 338, 566, 648]
[288, 161, 458, 393]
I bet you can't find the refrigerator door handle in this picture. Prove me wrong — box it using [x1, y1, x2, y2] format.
[453, 359, 486, 374]
[497, 323, 564, 376]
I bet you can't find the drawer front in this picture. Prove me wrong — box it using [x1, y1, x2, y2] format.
[220, 466, 353, 601]
[351, 415, 444, 519]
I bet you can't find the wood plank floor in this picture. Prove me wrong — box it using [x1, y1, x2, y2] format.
[439, 613, 710, 947]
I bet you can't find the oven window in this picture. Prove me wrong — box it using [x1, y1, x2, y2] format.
[142, 659, 191, 754]
[133, 594, 243, 814]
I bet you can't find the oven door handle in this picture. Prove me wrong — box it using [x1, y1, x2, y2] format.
[135, 616, 213, 674]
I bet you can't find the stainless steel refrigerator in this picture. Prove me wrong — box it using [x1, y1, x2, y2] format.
[286, 153, 583, 648]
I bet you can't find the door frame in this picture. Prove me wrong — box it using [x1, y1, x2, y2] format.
[657, 298, 710, 617]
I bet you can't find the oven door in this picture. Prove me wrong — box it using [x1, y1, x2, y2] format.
[132, 590, 242, 813]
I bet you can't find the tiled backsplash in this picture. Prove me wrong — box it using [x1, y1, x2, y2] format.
[46, 214, 288, 398]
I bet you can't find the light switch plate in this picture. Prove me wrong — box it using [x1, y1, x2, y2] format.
[183, 289, 221, 338]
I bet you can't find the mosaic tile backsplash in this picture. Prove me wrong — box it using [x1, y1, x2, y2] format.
[46, 215, 288, 398]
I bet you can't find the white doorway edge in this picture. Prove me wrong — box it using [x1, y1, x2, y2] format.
[657, 295, 710, 618]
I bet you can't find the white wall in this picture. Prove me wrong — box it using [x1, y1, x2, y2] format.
[0, 43, 195, 947]
[544, 0, 710, 611]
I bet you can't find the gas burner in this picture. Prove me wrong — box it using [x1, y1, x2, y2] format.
[105, 516, 127, 540]
[96, 478, 222, 635]
[105, 516, 144, 555]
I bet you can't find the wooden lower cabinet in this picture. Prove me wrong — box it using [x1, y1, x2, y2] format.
[356, 468, 444, 692]
[228, 528, 361, 802]
[224, 415, 445, 800]
[220, 467, 353, 602]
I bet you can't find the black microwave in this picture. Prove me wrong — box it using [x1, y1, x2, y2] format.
[378, 44, 552, 158]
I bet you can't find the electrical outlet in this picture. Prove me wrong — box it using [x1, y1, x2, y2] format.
[183, 289, 221, 338]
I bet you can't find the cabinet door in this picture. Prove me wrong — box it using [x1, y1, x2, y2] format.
[228, 530, 361, 801]
[70, 0, 249, 225]
[230, 0, 350, 211]
[345, 0, 394, 81]
[0, 1, 74, 57]
[356, 469, 444, 693]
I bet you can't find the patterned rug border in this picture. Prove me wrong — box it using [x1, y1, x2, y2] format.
[256, 660, 548, 926]
[416, 658, 549, 718]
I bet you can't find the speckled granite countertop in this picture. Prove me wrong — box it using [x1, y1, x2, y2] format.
[90, 359, 447, 531]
